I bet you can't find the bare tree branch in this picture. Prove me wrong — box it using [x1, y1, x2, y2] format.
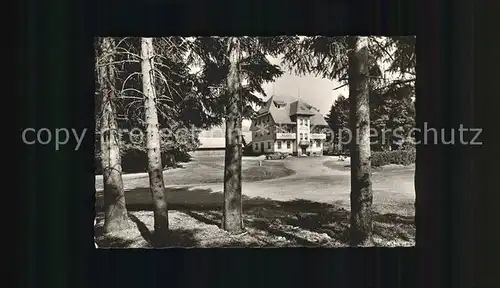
[119, 96, 144, 100]
[120, 72, 142, 95]
[115, 37, 131, 49]
[370, 37, 394, 62]
[120, 88, 145, 97]
[96, 60, 140, 68]
[374, 78, 416, 92]
[333, 83, 349, 91]
[114, 47, 141, 59]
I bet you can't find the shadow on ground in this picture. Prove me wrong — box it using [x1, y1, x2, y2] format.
[95, 213, 198, 248]
[95, 186, 275, 211]
[183, 199, 415, 247]
[96, 187, 415, 247]
[127, 214, 198, 247]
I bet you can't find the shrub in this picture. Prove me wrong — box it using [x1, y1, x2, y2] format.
[371, 149, 416, 167]
[95, 149, 193, 174]
[243, 144, 262, 156]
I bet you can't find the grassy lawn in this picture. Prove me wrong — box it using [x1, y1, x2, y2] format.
[95, 156, 415, 247]
[95, 184, 414, 248]
[97, 157, 295, 188]
[174, 157, 295, 184]
[95, 199, 414, 248]
[322, 159, 352, 172]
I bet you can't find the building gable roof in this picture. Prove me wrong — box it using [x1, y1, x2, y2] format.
[289, 100, 316, 116]
[251, 95, 329, 129]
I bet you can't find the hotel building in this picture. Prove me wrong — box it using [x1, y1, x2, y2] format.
[249, 96, 329, 156]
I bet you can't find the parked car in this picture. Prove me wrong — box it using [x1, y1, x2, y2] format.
[265, 152, 288, 160]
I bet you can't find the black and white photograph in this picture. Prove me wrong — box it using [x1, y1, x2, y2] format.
[94, 36, 416, 248]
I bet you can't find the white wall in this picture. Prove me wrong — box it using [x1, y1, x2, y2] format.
[297, 116, 310, 141]
[306, 139, 324, 155]
[274, 139, 294, 154]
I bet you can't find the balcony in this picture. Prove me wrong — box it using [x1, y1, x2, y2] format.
[310, 133, 326, 140]
[276, 133, 296, 140]
[298, 140, 310, 147]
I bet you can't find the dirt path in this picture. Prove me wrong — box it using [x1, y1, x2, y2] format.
[95, 157, 416, 248]
[164, 157, 413, 211]
[97, 156, 415, 215]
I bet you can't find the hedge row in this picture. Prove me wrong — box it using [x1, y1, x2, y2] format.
[371, 150, 416, 167]
[95, 149, 192, 174]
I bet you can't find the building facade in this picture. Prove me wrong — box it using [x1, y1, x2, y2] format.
[190, 121, 252, 157]
[249, 96, 329, 156]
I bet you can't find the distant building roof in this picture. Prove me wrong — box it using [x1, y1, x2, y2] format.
[197, 124, 252, 150]
[289, 100, 316, 116]
[251, 95, 329, 129]
[198, 137, 225, 149]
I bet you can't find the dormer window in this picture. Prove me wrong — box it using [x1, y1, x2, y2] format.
[273, 101, 286, 109]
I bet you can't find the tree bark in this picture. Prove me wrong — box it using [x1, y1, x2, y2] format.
[347, 36, 373, 246]
[97, 37, 128, 233]
[222, 37, 244, 233]
[140, 38, 169, 239]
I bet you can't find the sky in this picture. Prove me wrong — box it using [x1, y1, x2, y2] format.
[259, 56, 348, 116]
[186, 38, 348, 117]
[240, 57, 348, 131]
[191, 36, 412, 131]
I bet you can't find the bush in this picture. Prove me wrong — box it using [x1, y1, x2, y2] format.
[371, 150, 416, 167]
[168, 150, 192, 163]
[243, 144, 262, 156]
[95, 149, 193, 174]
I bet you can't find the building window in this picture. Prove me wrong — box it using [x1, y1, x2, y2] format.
[305, 134, 308, 140]
[255, 143, 259, 150]
[300, 119, 303, 125]
[300, 133, 303, 140]
[268, 142, 271, 149]
[316, 140, 321, 147]
[277, 141, 282, 149]
[287, 140, 291, 148]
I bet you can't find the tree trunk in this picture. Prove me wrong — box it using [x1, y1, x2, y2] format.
[347, 36, 373, 246]
[140, 37, 169, 239]
[97, 37, 128, 233]
[222, 37, 244, 233]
